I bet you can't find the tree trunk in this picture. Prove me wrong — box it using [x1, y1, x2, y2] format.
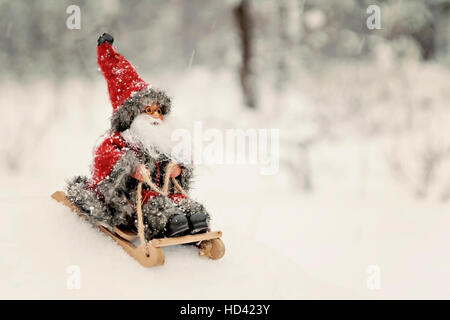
[276, 0, 303, 91]
[233, 0, 257, 109]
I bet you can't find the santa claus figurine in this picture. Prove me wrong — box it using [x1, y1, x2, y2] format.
[67, 33, 210, 240]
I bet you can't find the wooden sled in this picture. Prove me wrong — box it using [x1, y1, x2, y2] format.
[51, 162, 225, 267]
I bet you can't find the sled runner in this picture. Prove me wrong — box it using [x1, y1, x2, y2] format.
[51, 163, 225, 267]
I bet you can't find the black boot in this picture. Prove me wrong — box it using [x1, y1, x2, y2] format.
[188, 212, 209, 234]
[166, 214, 189, 237]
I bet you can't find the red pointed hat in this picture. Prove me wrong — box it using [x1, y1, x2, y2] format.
[97, 33, 171, 131]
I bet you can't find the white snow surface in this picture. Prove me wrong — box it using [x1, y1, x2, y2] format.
[1, 68, 450, 299]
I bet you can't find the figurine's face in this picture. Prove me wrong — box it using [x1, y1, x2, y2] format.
[144, 102, 164, 123]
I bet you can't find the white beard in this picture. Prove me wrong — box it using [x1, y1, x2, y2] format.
[122, 113, 191, 164]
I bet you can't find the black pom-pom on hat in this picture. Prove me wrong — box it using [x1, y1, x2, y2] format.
[97, 33, 114, 46]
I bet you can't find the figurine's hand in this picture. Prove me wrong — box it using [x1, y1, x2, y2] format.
[170, 164, 181, 178]
[131, 164, 149, 181]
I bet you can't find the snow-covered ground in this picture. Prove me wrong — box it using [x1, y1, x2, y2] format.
[1, 69, 449, 299]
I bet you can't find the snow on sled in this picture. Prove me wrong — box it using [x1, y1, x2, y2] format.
[51, 183, 225, 267]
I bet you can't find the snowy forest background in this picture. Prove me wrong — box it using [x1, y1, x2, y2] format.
[1, 0, 450, 298]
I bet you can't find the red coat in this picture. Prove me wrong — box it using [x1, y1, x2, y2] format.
[88, 131, 186, 204]
[90, 131, 131, 189]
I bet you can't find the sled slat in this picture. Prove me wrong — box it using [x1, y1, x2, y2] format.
[51, 191, 165, 267]
[52, 191, 80, 214]
[114, 227, 138, 241]
[151, 231, 223, 247]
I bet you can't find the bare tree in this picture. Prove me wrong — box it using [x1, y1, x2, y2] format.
[276, 0, 303, 91]
[233, 0, 257, 109]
